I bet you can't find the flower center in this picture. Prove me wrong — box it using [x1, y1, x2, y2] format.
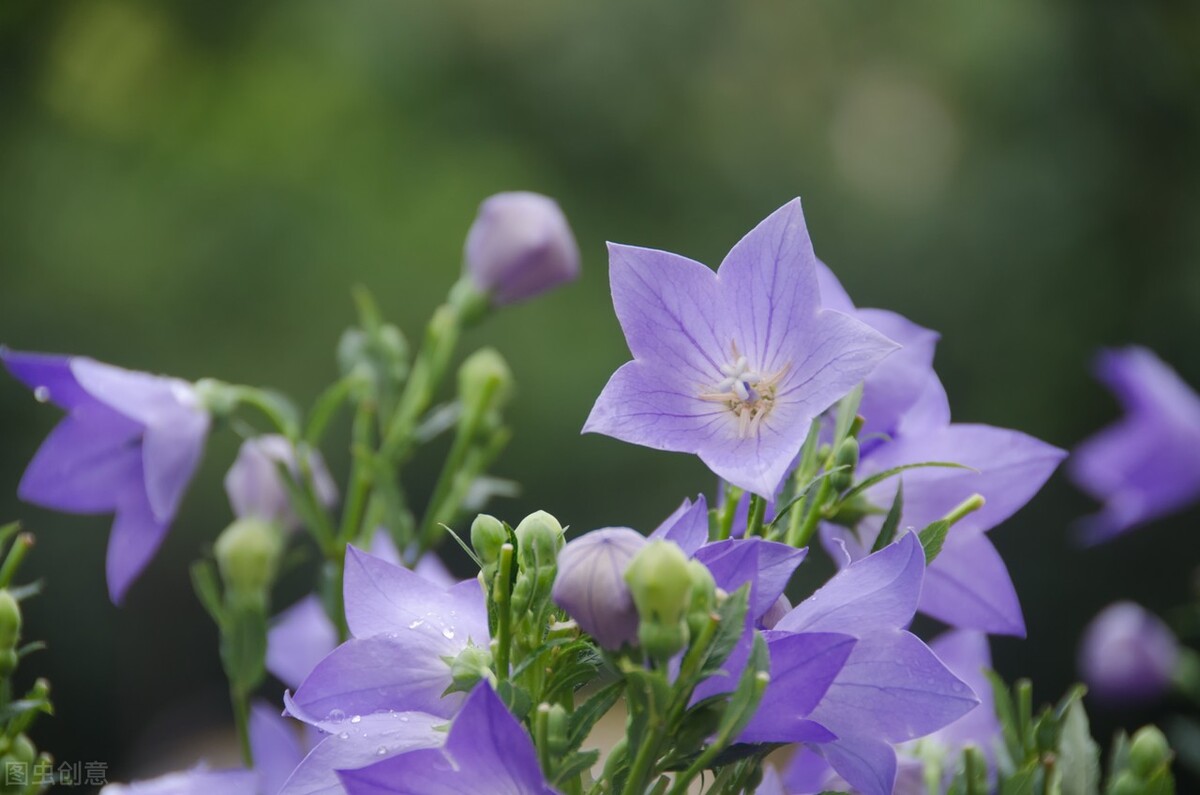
[699, 342, 789, 438]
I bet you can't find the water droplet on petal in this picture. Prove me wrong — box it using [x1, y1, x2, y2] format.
[338, 732, 349, 740]
[350, 715, 362, 724]
[33, 387, 49, 403]
[377, 746, 388, 756]
[327, 709, 346, 722]
[408, 619, 424, 629]
[442, 628, 455, 639]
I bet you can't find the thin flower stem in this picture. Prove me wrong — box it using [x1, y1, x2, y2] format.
[493, 544, 515, 681]
[0, 533, 34, 589]
[744, 495, 766, 539]
[337, 398, 378, 544]
[714, 485, 742, 541]
[665, 672, 769, 795]
[534, 703, 552, 778]
[788, 475, 832, 549]
[231, 684, 253, 767]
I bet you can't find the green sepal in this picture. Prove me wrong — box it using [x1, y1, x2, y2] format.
[872, 482, 904, 552]
[699, 585, 751, 678]
[838, 461, 974, 502]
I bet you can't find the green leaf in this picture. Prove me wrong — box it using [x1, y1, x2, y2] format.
[871, 482, 904, 552]
[838, 461, 975, 502]
[832, 384, 863, 445]
[699, 585, 751, 678]
[1057, 699, 1101, 795]
[715, 633, 769, 741]
[918, 518, 952, 563]
[189, 561, 225, 625]
[567, 679, 624, 752]
[985, 670, 1023, 763]
[767, 466, 850, 529]
[553, 749, 601, 787]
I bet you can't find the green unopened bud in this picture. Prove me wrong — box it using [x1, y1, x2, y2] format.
[448, 643, 494, 693]
[0, 591, 20, 679]
[458, 348, 514, 414]
[638, 621, 689, 661]
[1129, 725, 1172, 778]
[338, 323, 410, 386]
[471, 514, 507, 566]
[626, 541, 693, 658]
[830, 437, 859, 491]
[685, 560, 717, 638]
[1108, 772, 1141, 795]
[514, 511, 564, 569]
[545, 703, 570, 755]
[214, 518, 283, 601]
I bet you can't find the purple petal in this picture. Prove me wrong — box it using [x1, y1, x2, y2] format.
[280, 710, 443, 795]
[715, 198, 821, 375]
[920, 529, 1025, 637]
[814, 260, 856, 314]
[820, 736, 898, 795]
[926, 630, 999, 756]
[756, 765, 789, 795]
[693, 538, 806, 621]
[774, 532, 924, 636]
[808, 630, 979, 743]
[605, 243, 728, 386]
[783, 747, 836, 794]
[582, 360, 733, 456]
[250, 701, 305, 795]
[268, 595, 338, 690]
[1094, 346, 1200, 421]
[853, 308, 940, 444]
[895, 375, 951, 437]
[17, 409, 141, 514]
[863, 423, 1066, 536]
[649, 495, 709, 557]
[740, 631, 856, 743]
[106, 484, 171, 604]
[142, 408, 210, 522]
[290, 634, 466, 720]
[100, 768, 259, 795]
[1, 350, 93, 410]
[342, 547, 488, 646]
[70, 358, 197, 426]
[338, 685, 556, 795]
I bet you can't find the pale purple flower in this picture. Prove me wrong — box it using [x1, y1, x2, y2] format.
[464, 192, 580, 306]
[648, 494, 710, 556]
[2, 350, 210, 603]
[1079, 601, 1180, 706]
[763, 532, 979, 795]
[267, 531, 452, 689]
[289, 546, 488, 721]
[337, 683, 559, 795]
[812, 269, 1065, 637]
[1071, 347, 1200, 543]
[226, 435, 337, 529]
[693, 537, 806, 623]
[551, 527, 647, 649]
[583, 199, 898, 497]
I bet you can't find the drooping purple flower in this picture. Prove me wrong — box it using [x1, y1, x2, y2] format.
[1070, 347, 1200, 543]
[764, 532, 979, 795]
[551, 527, 647, 650]
[2, 350, 211, 603]
[226, 435, 338, 529]
[267, 532, 453, 690]
[583, 199, 898, 497]
[337, 683, 559, 795]
[810, 268, 1065, 637]
[464, 192, 581, 306]
[290, 547, 488, 721]
[1079, 601, 1180, 706]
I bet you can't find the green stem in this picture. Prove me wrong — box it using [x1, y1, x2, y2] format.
[714, 485, 743, 541]
[787, 475, 832, 549]
[338, 398, 378, 544]
[534, 703, 552, 778]
[0, 534, 34, 589]
[744, 495, 766, 539]
[231, 685, 253, 767]
[380, 304, 462, 464]
[665, 672, 769, 795]
[621, 713, 661, 795]
[493, 543, 515, 681]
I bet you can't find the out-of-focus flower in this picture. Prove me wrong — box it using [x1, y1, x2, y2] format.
[464, 191, 580, 306]
[551, 527, 646, 649]
[225, 435, 337, 529]
[584, 199, 897, 497]
[1071, 347, 1200, 543]
[338, 683, 560, 795]
[2, 349, 211, 603]
[1079, 601, 1179, 706]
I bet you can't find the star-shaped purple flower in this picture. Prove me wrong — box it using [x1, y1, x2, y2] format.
[583, 199, 898, 497]
[1070, 346, 1200, 543]
[3, 349, 211, 603]
[337, 683, 559, 795]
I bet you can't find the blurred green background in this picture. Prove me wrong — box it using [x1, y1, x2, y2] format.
[1, 0, 1199, 787]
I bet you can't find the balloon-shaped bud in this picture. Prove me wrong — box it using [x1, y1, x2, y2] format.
[1078, 601, 1179, 705]
[214, 518, 283, 601]
[224, 435, 337, 529]
[625, 541, 694, 659]
[471, 514, 508, 566]
[552, 528, 646, 649]
[464, 192, 580, 306]
[515, 510, 565, 569]
[0, 592, 20, 678]
[458, 348, 514, 416]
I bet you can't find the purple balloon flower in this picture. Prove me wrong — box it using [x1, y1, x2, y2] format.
[814, 268, 1065, 637]
[290, 546, 488, 721]
[1071, 347, 1200, 543]
[551, 527, 647, 650]
[3, 349, 211, 603]
[338, 683, 559, 795]
[1079, 601, 1180, 706]
[464, 192, 581, 306]
[766, 532, 979, 795]
[583, 199, 898, 497]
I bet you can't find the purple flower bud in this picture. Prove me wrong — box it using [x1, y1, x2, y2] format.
[552, 527, 646, 649]
[464, 192, 580, 305]
[1079, 601, 1179, 705]
[224, 435, 337, 528]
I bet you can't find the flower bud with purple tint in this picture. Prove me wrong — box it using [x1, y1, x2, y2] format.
[464, 192, 580, 306]
[1078, 601, 1179, 705]
[551, 527, 646, 649]
[224, 435, 337, 529]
